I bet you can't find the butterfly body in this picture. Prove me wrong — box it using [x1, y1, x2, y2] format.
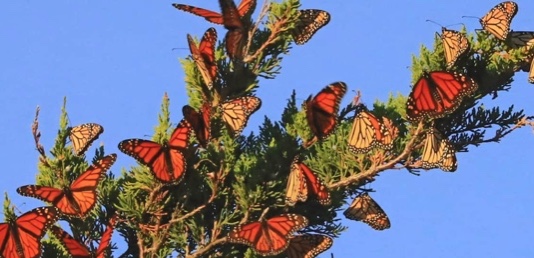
[349, 105, 395, 154]
[187, 28, 217, 89]
[421, 128, 457, 172]
[220, 96, 261, 136]
[183, 104, 211, 147]
[439, 28, 469, 69]
[286, 158, 330, 206]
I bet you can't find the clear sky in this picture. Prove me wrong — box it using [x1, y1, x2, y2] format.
[1, 1, 534, 258]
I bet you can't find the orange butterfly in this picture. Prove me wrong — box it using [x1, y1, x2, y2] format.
[305, 82, 347, 140]
[286, 234, 333, 258]
[187, 28, 217, 89]
[406, 71, 478, 121]
[0, 207, 60, 258]
[479, 1, 518, 40]
[348, 105, 395, 154]
[227, 214, 308, 256]
[220, 96, 261, 136]
[50, 215, 116, 258]
[172, 0, 255, 28]
[118, 120, 191, 184]
[439, 28, 469, 69]
[68, 123, 104, 156]
[183, 103, 211, 148]
[421, 128, 457, 172]
[293, 10, 331, 45]
[17, 154, 117, 218]
[344, 192, 391, 230]
[285, 157, 331, 206]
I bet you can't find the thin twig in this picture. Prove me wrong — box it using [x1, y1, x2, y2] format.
[186, 238, 227, 258]
[31, 106, 49, 167]
[244, 0, 271, 58]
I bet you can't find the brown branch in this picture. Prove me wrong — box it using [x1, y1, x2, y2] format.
[243, 7, 293, 63]
[186, 237, 227, 258]
[243, 0, 271, 58]
[329, 122, 424, 189]
[31, 106, 49, 167]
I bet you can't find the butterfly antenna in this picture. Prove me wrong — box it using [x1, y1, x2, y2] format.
[171, 47, 187, 51]
[425, 19, 445, 28]
[462, 15, 481, 21]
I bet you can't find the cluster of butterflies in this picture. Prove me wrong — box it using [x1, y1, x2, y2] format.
[0, 123, 117, 258]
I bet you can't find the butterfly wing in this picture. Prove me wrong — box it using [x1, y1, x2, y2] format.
[441, 28, 469, 69]
[0, 207, 60, 258]
[228, 214, 309, 256]
[480, 1, 518, 40]
[293, 9, 331, 45]
[94, 215, 117, 258]
[287, 234, 333, 258]
[225, 28, 246, 60]
[298, 162, 331, 206]
[344, 193, 390, 230]
[236, 0, 255, 17]
[172, 3, 224, 24]
[305, 82, 347, 139]
[50, 225, 91, 258]
[221, 96, 262, 136]
[406, 71, 477, 121]
[285, 158, 308, 206]
[68, 123, 104, 156]
[508, 31, 534, 48]
[530, 57, 534, 84]
[183, 104, 211, 147]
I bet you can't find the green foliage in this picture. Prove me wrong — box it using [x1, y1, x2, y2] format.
[6, 1, 534, 258]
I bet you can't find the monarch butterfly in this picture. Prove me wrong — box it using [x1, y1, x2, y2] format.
[439, 28, 469, 69]
[183, 103, 211, 148]
[344, 192, 391, 230]
[118, 120, 191, 184]
[286, 235, 333, 258]
[421, 128, 457, 172]
[406, 71, 478, 121]
[0, 207, 60, 258]
[227, 214, 309, 256]
[172, 0, 255, 29]
[225, 27, 246, 60]
[50, 215, 116, 258]
[479, 1, 518, 40]
[292, 9, 331, 45]
[68, 123, 104, 156]
[507, 31, 534, 48]
[220, 96, 262, 136]
[187, 28, 217, 89]
[16, 154, 117, 218]
[348, 105, 394, 154]
[285, 157, 331, 206]
[305, 82, 347, 140]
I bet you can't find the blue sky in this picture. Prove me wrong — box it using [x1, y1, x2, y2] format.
[1, 1, 534, 257]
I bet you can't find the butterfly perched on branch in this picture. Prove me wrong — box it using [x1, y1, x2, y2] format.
[286, 234, 333, 258]
[0, 207, 60, 258]
[183, 103, 212, 148]
[304, 82, 347, 140]
[348, 105, 396, 154]
[227, 214, 309, 256]
[187, 28, 217, 90]
[478, 1, 518, 40]
[420, 127, 457, 172]
[17, 154, 117, 218]
[220, 96, 261, 136]
[293, 9, 331, 45]
[285, 157, 331, 206]
[344, 192, 391, 230]
[68, 123, 104, 156]
[118, 120, 191, 184]
[405, 71, 478, 121]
